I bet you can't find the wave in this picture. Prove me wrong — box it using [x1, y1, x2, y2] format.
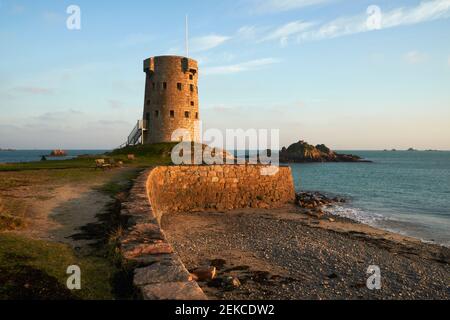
[323, 205, 387, 225]
[324, 204, 450, 248]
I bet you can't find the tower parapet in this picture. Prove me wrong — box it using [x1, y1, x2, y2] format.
[142, 55, 200, 144]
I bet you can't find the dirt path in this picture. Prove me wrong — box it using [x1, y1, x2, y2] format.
[0, 167, 141, 300]
[2, 168, 136, 249]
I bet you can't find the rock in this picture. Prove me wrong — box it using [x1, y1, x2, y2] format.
[191, 266, 217, 281]
[280, 140, 371, 163]
[210, 258, 227, 269]
[297, 192, 346, 213]
[223, 276, 241, 289]
[134, 261, 191, 286]
[140, 281, 207, 300]
[50, 149, 67, 157]
[209, 276, 241, 290]
[123, 242, 173, 259]
[328, 218, 335, 222]
[327, 273, 338, 279]
[206, 278, 224, 288]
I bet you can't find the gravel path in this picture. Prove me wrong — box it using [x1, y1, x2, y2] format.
[161, 206, 450, 300]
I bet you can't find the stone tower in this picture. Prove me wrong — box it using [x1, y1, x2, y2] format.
[142, 55, 200, 144]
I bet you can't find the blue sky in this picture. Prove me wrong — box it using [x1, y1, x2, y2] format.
[0, 0, 449, 150]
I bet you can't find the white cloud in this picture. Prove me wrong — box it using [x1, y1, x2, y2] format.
[382, 0, 450, 28]
[262, 20, 316, 45]
[42, 11, 65, 23]
[203, 58, 280, 75]
[14, 86, 54, 95]
[404, 51, 427, 64]
[236, 26, 259, 40]
[255, 0, 450, 44]
[253, 0, 333, 14]
[294, 0, 450, 43]
[35, 109, 84, 122]
[190, 34, 230, 52]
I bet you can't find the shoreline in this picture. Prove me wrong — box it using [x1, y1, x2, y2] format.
[295, 191, 449, 248]
[162, 204, 449, 300]
[323, 202, 450, 249]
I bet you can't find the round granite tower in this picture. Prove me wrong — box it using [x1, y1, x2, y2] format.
[142, 56, 200, 144]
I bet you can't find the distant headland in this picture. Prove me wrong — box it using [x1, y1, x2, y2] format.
[384, 148, 443, 152]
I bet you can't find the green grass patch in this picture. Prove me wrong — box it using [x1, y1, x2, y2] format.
[0, 168, 123, 190]
[96, 168, 142, 197]
[108, 142, 177, 157]
[107, 143, 176, 167]
[0, 157, 98, 172]
[0, 234, 117, 300]
[0, 143, 176, 173]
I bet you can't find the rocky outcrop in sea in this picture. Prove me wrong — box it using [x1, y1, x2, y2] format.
[279, 140, 371, 163]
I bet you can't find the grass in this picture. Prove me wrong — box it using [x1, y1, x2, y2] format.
[0, 157, 97, 172]
[0, 168, 139, 300]
[108, 142, 177, 158]
[0, 143, 176, 299]
[0, 234, 116, 300]
[0, 142, 176, 173]
[107, 142, 175, 167]
[0, 196, 28, 232]
[0, 213, 25, 231]
[96, 168, 143, 197]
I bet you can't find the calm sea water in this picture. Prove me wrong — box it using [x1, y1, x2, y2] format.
[0, 150, 108, 163]
[290, 151, 450, 247]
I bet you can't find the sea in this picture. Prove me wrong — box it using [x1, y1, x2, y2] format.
[290, 151, 450, 247]
[0, 150, 108, 163]
[2, 149, 449, 247]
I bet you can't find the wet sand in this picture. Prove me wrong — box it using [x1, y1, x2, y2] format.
[161, 205, 450, 300]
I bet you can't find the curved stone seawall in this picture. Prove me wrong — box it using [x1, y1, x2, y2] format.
[121, 165, 296, 300]
[148, 165, 296, 223]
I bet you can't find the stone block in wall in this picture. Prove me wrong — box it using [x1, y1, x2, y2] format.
[140, 281, 206, 300]
[134, 260, 192, 286]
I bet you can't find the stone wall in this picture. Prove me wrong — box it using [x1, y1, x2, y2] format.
[121, 164, 296, 300]
[120, 169, 206, 300]
[148, 165, 296, 222]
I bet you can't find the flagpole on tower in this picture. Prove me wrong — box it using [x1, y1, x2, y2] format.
[185, 14, 189, 58]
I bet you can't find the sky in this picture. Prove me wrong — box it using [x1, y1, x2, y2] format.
[0, 0, 449, 150]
